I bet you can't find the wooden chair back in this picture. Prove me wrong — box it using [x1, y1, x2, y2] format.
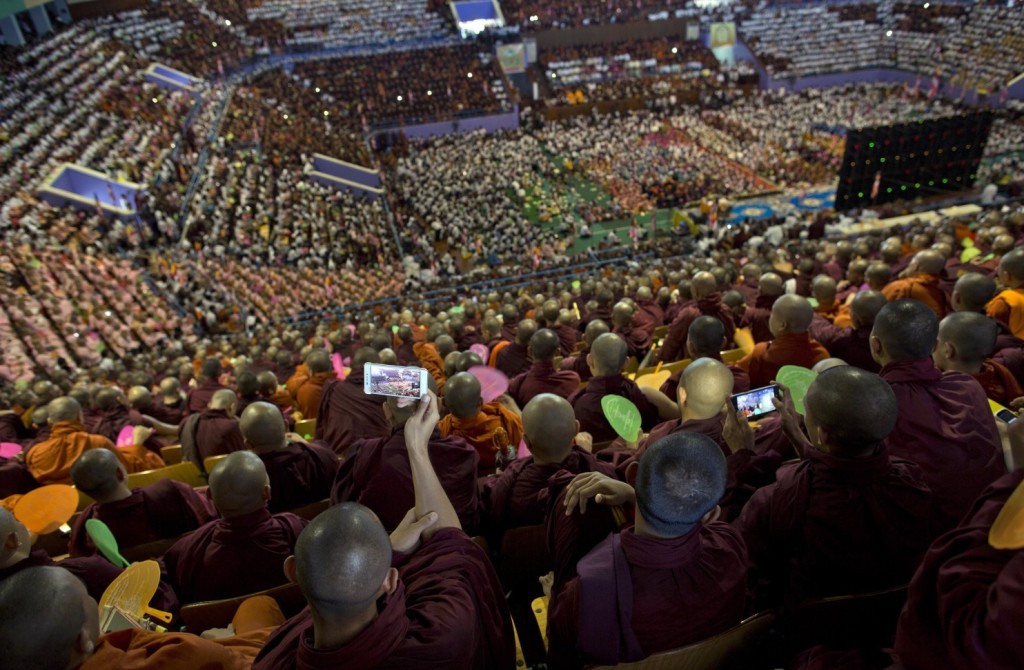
[126, 462, 205, 489]
[294, 419, 316, 438]
[288, 498, 330, 521]
[180, 582, 307, 632]
[160, 445, 183, 465]
[721, 348, 746, 364]
[586, 611, 776, 670]
[203, 455, 228, 475]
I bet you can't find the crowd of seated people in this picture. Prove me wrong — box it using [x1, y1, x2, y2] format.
[2, 196, 1024, 668]
[502, 0, 707, 31]
[294, 44, 513, 129]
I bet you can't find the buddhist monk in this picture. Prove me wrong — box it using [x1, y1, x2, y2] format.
[162, 451, 307, 603]
[413, 326, 448, 389]
[612, 301, 651, 363]
[254, 393, 515, 669]
[88, 387, 170, 453]
[332, 389, 479, 532]
[659, 316, 750, 399]
[561, 319, 608, 382]
[241, 402, 339, 514]
[234, 371, 261, 416]
[496, 319, 536, 379]
[68, 449, 215, 557]
[289, 350, 336, 420]
[952, 271, 997, 314]
[738, 295, 830, 388]
[257, 371, 294, 412]
[438, 372, 523, 473]
[810, 275, 840, 323]
[864, 262, 892, 292]
[568, 333, 660, 445]
[988, 247, 1024, 339]
[736, 263, 761, 305]
[871, 299, 1004, 529]
[395, 325, 420, 366]
[731, 366, 933, 608]
[933, 312, 1023, 406]
[185, 358, 227, 415]
[25, 397, 161, 486]
[546, 433, 747, 668]
[740, 271, 784, 343]
[542, 300, 578, 356]
[509, 329, 581, 407]
[0, 566, 279, 670]
[808, 290, 886, 373]
[315, 347, 389, 455]
[149, 377, 186, 425]
[660, 271, 736, 362]
[484, 394, 615, 529]
[895, 470, 1024, 670]
[883, 250, 950, 317]
[179, 389, 246, 470]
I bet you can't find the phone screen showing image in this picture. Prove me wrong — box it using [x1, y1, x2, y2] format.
[730, 385, 780, 419]
[365, 364, 427, 399]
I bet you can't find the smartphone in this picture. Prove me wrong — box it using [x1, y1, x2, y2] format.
[364, 363, 429, 399]
[996, 409, 1017, 423]
[730, 385, 781, 419]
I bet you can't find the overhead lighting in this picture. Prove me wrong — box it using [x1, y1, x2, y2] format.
[427, 90, 432, 96]
[225, 19, 231, 26]
[211, 41, 218, 47]
[671, 47, 678, 54]
[397, 95, 403, 101]
[467, 72, 473, 78]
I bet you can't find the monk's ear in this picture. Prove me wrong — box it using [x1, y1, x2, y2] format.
[262, 483, 272, 503]
[283, 555, 298, 585]
[869, 334, 883, 357]
[701, 505, 721, 525]
[3, 530, 18, 552]
[380, 567, 400, 597]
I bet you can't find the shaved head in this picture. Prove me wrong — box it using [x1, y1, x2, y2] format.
[865, 263, 891, 291]
[805, 367, 897, 456]
[583, 319, 610, 345]
[812, 358, 849, 374]
[953, 273, 997, 313]
[351, 347, 379, 373]
[811, 275, 837, 303]
[201, 358, 222, 380]
[937, 312, 998, 367]
[292, 503, 391, 617]
[612, 302, 634, 328]
[523, 394, 577, 463]
[256, 371, 279, 394]
[758, 272, 784, 297]
[686, 316, 726, 359]
[849, 290, 888, 331]
[635, 433, 726, 538]
[127, 386, 152, 410]
[742, 264, 762, 281]
[306, 350, 332, 374]
[542, 300, 561, 324]
[913, 250, 946, 275]
[589, 333, 628, 376]
[444, 372, 483, 419]
[515, 320, 538, 347]
[435, 335, 456, 358]
[681, 358, 734, 417]
[0, 566, 97, 670]
[456, 351, 484, 372]
[692, 271, 717, 299]
[530, 329, 561, 361]
[999, 248, 1024, 282]
[872, 299, 939, 362]
[94, 387, 124, 411]
[770, 295, 815, 336]
[47, 397, 81, 423]
[240, 401, 287, 452]
[208, 451, 270, 517]
[209, 389, 238, 411]
[70, 449, 124, 500]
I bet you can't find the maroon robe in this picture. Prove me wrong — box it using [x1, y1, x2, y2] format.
[737, 278, 760, 306]
[632, 299, 665, 338]
[68, 479, 216, 557]
[179, 408, 246, 467]
[561, 349, 594, 382]
[331, 427, 479, 533]
[395, 341, 419, 366]
[739, 332, 831, 389]
[740, 294, 779, 344]
[808, 317, 880, 373]
[87, 405, 163, 452]
[508, 360, 581, 407]
[185, 379, 227, 415]
[880, 359, 1005, 529]
[0, 458, 38, 498]
[547, 514, 747, 668]
[660, 294, 736, 363]
[258, 441, 340, 514]
[553, 323, 579, 357]
[162, 508, 307, 604]
[613, 323, 652, 363]
[993, 346, 1024, 386]
[495, 342, 532, 379]
[0, 412, 28, 445]
[253, 528, 515, 670]
[147, 397, 185, 426]
[567, 375, 661, 444]
[483, 447, 616, 529]
[895, 470, 1024, 670]
[315, 373, 390, 456]
[737, 446, 934, 608]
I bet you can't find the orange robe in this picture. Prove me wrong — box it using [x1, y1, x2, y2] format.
[284, 363, 310, 399]
[972, 359, 1024, 407]
[413, 341, 447, 390]
[987, 287, 1024, 340]
[292, 371, 337, 420]
[814, 300, 840, 324]
[738, 332, 831, 388]
[438, 403, 523, 473]
[832, 303, 853, 330]
[882, 274, 950, 317]
[25, 421, 162, 485]
[83, 595, 283, 669]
